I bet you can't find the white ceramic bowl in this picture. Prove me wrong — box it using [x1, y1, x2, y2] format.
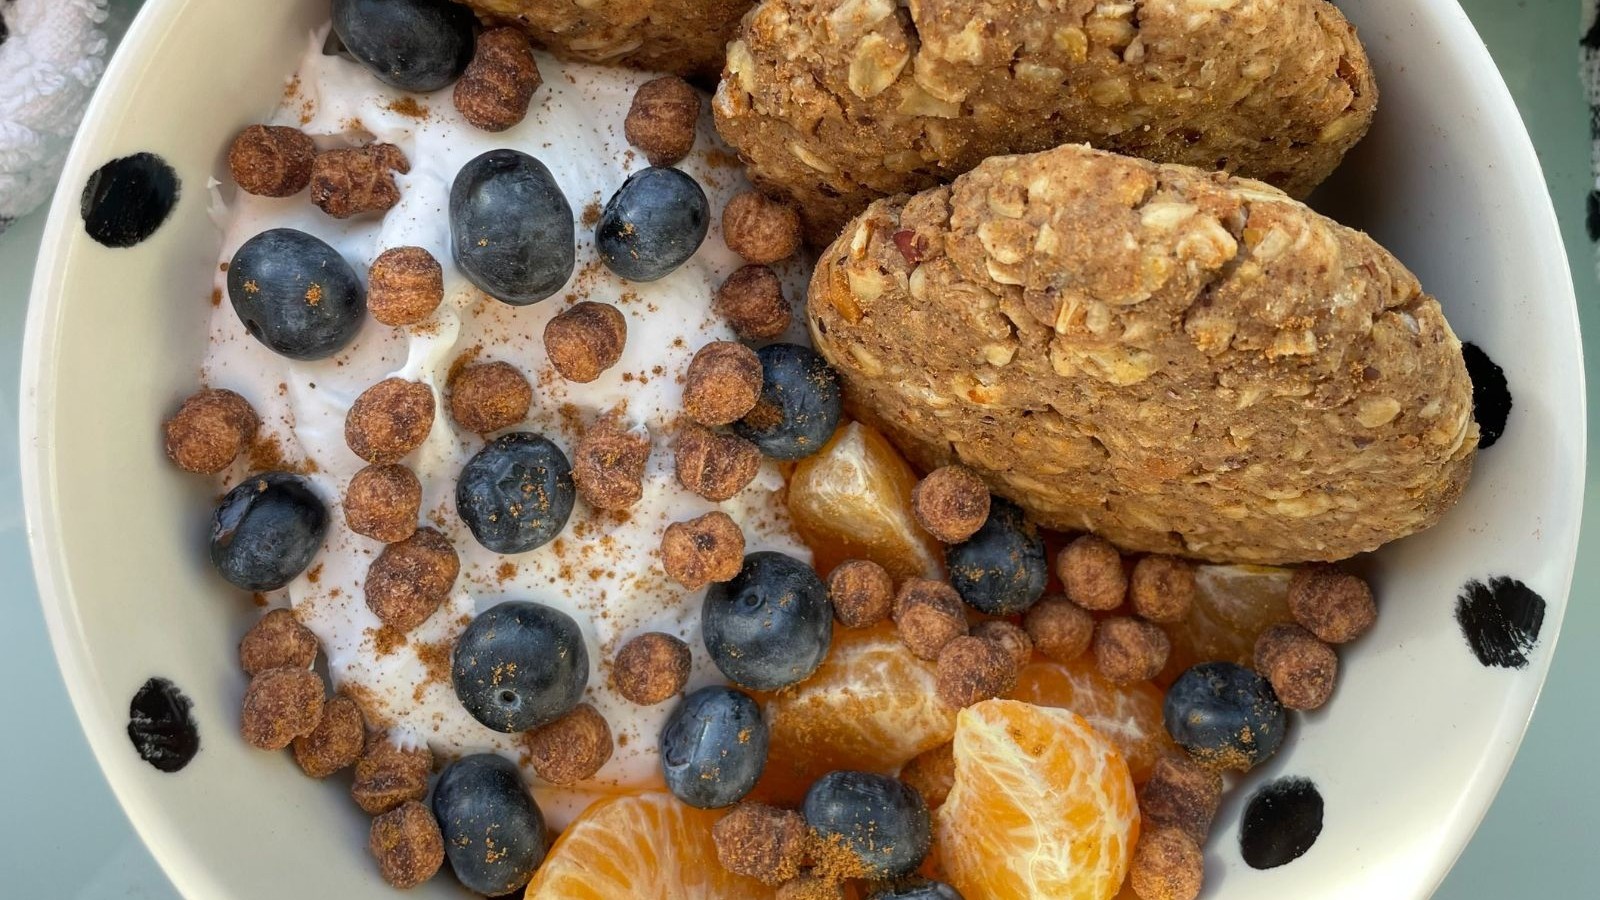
[21, 0, 1585, 897]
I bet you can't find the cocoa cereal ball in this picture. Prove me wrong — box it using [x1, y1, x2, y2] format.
[624, 75, 701, 167]
[611, 632, 692, 705]
[310, 143, 410, 219]
[661, 510, 746, 589]
[722, 191, 803, 264]
[240, 667, 325, 750]
[1129, 555, 1197, 625]
[899, 741, 956, 809]
[449, 361, 532, 434]
[1129, 827, 1204, 900]
[352, 736, 434, 815]
[364, 527, 460, 633]
[368, 246, 444, 326]
[525, 703, 614, 785]
[228, 124, 315, 197]
[345, 378, 436, 464]
[1288, 566, 1377, 644]
[674, 422, 762, 501]
[164, 387, 259, 474]
[238, 607, 318, 675]
[1140, 756, 1224, 844]
[684, 341, 763, 427]
[1092, 617, 1170, 685]
[827, 559, 894, 628]
[936, 635, 1016, 707]
[912, 465, 991, 543]
[712, 802, 808, 885]
[1254, 623, 1339, 711]
[1059, 535, 1128, 611]
[572, 416, 651, 510]
[971, 619, 1033, 671]
[293, 692, 366, 778]
[453, 27, 543, 133]
[369, 800, 445, 889]
[894, 578, 969, 660]
[344, 463, 422, 543]
[777, 873, 846, 900]
[1023, 594, 1095, 663]
[713, 264, 790, 341]
[544, 301, 627, 383]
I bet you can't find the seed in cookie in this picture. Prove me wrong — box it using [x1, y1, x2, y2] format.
[364, 527, 460, 633]
[899, 741, 955, 809]
[1022, 594, 1095, 663]
[1254, 623, 1338, 711]
[894, 578, 968, 660]
[684, 341, 763, 427]
[238, 607, 318, 676]
[611, 632, 692, 705]
[1130, 826, 1204, 900]
[1092, 617, 1171, 685]
[524, 703, 613, 785]
[1288, 567, 1377, 644]
[936, 635, 1016, 708]
[345, 378, 435, 464]
[369, 800, 445, 889]
[367, 246, 444, 326]
[453, 27, 542, 132]
[674, 422, 762, 501]
[624, 75, 701, 167]
[971, 619, 1033, 670]
[827, 559, 894, 628]
[310, 143, 410, 219]
[449, 360, 532, 434]
[571, 415, 650, 510]
[544, 301, 627, 383]
[164, 387, 259, 474]
[352, 736, 433, 815]
[912, 465, 990, 543]
[343, 464, 422, 543]
[662, 511, 745, 589]
[1059, 535, 1128, 611]
[292, 692, 366, 778]
[228, 124, 316, 197]
[714, 264, 790, 340]
[1129, 555, 1197, 624]
[1139, 756, 1224, 845]
[722, 191, 802, 264]
[712, 801, 807, 885]
[240, 666, 325, 750]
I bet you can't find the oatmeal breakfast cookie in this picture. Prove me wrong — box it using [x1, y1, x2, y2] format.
[459, 0, 755, 81]
[807, 143, 1476, 564]
[715, 0, 1375, 244]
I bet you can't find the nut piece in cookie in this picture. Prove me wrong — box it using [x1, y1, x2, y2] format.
[164, 388, 259, 474]
[894, 578, 968, 660]
[611, 632, 692, 705]
[971, 619, 1032, 671]
[364, 527, 460, 633]
[827, 559, 894, 628]
[712, 802, 807, 885]
[1023, 594, 1094, 663]
[1288, 567, 1376, 644]
[310, 143, 410, 219]
[1059, 536, 1128, 611]
[368, 246, 444, 326]
[1254, 623, 1338, 711]
[674, 422, 761, 501]
[352, 736, 433, 815]
[571, 415, 651, 510]
[344, 463, 422, 543]
[912, 465, 990, 543]
[722, 191, 801, 264]
[545, 301, 626, 383]
[936, 635, 1016, 708]
[293, 692, 366, 778]
[454, 27, 543, 132]
[346, 378, 436, 464]
[524, 703, 613, 784]
[449, 361, 532, 434]
[239, 607, 318, 676]
[662, 511, 745, 589]
[625, 76, 701, 167]
[714, 264, 790, 340]
[1139, 756, 1224, 845]
[684, 341, 763, 426]
[228, 125, 316, 197]
[240, 667, 325, 750]
[1130, 555, 1198, 625]
[1092, 617, 1170, 686]
[1129, 826, 1205, 900]
[369, 800, 445, 889]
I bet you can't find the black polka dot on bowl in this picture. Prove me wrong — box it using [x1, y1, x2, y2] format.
[127, 676, 199, 773]
[1461, 342, 1511, 449]
[1240, 777, 1324, 870]
[81, 153, 180, 248]
[1457, 576, 1546, 669]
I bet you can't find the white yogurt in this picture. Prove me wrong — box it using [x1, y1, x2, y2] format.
[203, 27, 810, 827]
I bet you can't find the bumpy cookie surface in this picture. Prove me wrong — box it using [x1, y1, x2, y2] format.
[807, 143, 1475, 564]
[461, 0, 755, 80]
[715, 0, 1375, 244]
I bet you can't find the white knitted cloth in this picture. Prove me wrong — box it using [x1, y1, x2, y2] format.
[0, 0, 110, 231]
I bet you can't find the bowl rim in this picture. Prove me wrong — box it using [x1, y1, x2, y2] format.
[19, 0, 1586, 897]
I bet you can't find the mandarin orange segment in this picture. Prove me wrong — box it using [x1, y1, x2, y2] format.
[938, 699, 1139, 900]
[1008, 657, 1177, 785]
[1158, 564, 1297, 686]
[524, 792, 776, 900]
[755, 623, 957, 805]
[787, 421, 943, 581]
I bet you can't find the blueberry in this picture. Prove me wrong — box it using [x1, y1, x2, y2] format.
[595, 167, 709, 281]
[210, 473, 328, 591]
[452, 601, 589, 732]
[227, 228, 364, 360]
[432, 753, 548, 895]
[456, 432, 575, 553]
[1163, 661, 1287, 771]
[451, 150, 576, 306]
[868, 879, 965, 900]
[803, 771, 931, 879]
[331, 0, 475, 92]
[702, 551, 832, 690]
[659, 685, 767, 808]
[944, 497, 1046, 616]
[730, 343, 843, 460]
